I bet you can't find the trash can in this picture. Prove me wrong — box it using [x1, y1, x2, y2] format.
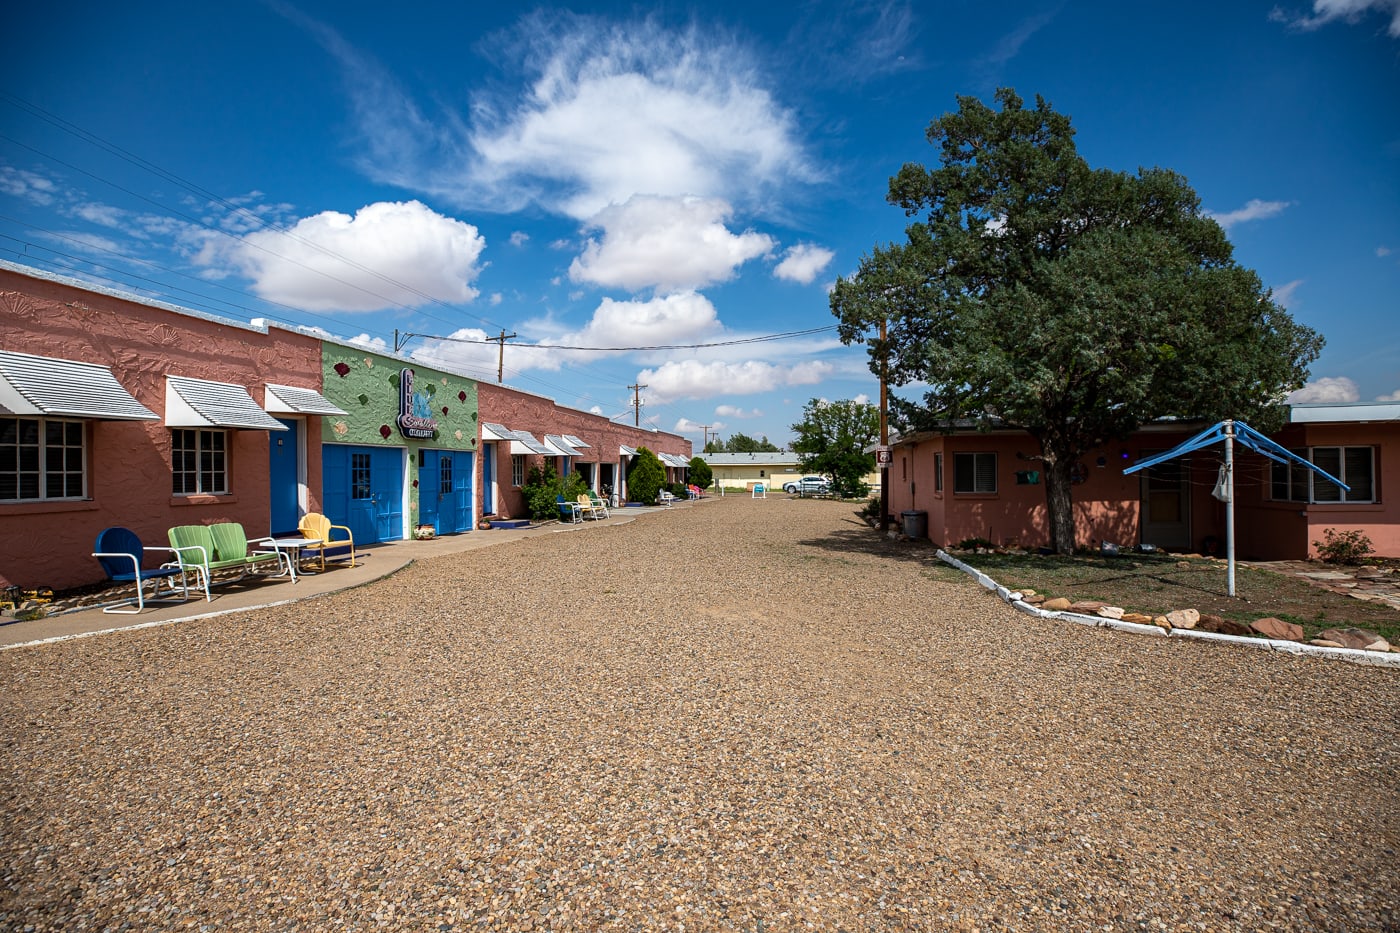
[901, 509, 927, 539]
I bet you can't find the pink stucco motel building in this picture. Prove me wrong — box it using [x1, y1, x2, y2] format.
[884, 406, 1399, 559]
[1, 262, 690, 592]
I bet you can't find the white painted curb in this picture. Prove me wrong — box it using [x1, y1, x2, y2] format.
[935, 550, 1400, 669]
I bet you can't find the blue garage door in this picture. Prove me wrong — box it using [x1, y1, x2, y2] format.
[323, 444, 404, 544]
[419, 450, 474, 535]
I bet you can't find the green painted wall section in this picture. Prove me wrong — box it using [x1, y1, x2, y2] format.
[320, 346, 480, 527]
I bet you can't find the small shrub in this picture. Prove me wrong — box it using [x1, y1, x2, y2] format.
[1313, 528, 1374, 565]
[858, 497, 880, 520]
[955, 536, 996, 550]
[626, 447, 666, 504]
[521, 464, 569, 520]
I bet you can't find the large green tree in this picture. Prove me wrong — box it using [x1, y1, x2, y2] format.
[831, 89, 1322, 554]
[790, 398, 879, 499]
[717, 432, 781, 453]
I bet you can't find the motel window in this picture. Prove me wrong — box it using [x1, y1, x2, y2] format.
[1, 417, 87, 501]
[953, 452, 997, 494]
[934, 452, 944, 492]
[1270, 446, 1374, 504]
[511, 454, 525, 487]
[1269, 449, 1310, 504]
[171, 429, 227, 496]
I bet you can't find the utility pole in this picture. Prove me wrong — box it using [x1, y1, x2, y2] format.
[699, 424, 713, 450]
[629, 383, 647, 427]
[487, 330, 517, 383]
[879, 316, 890, 532]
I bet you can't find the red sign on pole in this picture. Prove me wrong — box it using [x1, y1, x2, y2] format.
[875, 445, 892, 466]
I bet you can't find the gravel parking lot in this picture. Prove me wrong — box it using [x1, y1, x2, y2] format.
[2, 496, 1397, 931]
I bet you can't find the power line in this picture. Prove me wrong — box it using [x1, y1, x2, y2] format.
[394, 325, 838, 353]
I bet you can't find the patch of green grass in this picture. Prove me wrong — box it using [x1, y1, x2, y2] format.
[956, 552, 1400, 644]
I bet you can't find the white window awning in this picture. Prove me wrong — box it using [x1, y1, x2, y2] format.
[264, 383, 346, 416]
[481, 422, 517, 442]
[620, 445, 637, 457]
[167, 376, 288, 431]
[0, 349, 157, 421]
[544, 434, 580, 457]
[563, 434, 590, 449]
[509, 430, 551, 455]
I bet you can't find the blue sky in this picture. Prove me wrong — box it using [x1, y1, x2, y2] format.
[3, 1, 1397, 448]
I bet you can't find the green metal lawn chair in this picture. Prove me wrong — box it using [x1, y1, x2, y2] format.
[168, 522, 280, 600]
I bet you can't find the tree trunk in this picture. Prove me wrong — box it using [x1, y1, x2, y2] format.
[1042, 450, 1077, 555]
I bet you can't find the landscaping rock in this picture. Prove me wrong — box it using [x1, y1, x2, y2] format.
[1021, 594, 1046, 606]
[1196, 614, 1252, 637]
[1308, 639, 1345, 648]
[1164, 608, 1200, 630]
[1069, 600, 1105, 613]
[1250, 617, 1304, 642]
[1318, 627, 1391, 652]
[1041, 597, 1072, 611]
[1096, 606, 1125, 620]
[1120, 612, 1155, 625]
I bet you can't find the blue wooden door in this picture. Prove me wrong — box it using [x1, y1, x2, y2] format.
[420, 450, 473, 534]
[419, 450, 441, 531]
[448, 451, 473, 533]
[323, 444, 404, 544]
[482, 443, 495, 515]
[268, 418, 300, 534]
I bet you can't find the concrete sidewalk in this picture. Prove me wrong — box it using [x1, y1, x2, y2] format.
[0, 503, 687, 650]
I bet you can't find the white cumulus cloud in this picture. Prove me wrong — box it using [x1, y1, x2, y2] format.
[467, 15, 813, 219]
[715, 405, 763, 418]
[639, 358, 834, 404]
[1376, 388, 1400, 401]
[1205, 198, 1292, 229]
[773, 243, 835, 284]
[1287, 376, 1361, 403]
[569, 196, 773, 292]
[226, 200, 486, 312]
[573, 292, 722, 348]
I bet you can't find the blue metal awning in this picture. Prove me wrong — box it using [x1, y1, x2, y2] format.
[1123, 420, 1348, 491]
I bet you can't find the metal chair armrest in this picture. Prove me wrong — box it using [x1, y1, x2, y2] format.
[92, 551, 140, 576]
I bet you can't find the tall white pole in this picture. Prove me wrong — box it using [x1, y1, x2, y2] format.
[1225, 420, 1236, 597]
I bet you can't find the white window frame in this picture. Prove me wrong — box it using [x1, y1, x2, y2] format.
[171, 428, 228, 496]
[953, 451, 997, 494]
[511, 454, 525, 487]
[1270, 446, 1375, 504]
[0, 416, 87, 502]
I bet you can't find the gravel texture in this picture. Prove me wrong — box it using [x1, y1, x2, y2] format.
[2, 497, 1397, 931]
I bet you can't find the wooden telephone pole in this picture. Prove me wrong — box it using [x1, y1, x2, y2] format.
[879, 316, 890, 531]
[628, 383, 647, 426]
[487, 330, 517, 383]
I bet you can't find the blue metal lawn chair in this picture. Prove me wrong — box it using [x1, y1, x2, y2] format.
[92, 527, 196, 613]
